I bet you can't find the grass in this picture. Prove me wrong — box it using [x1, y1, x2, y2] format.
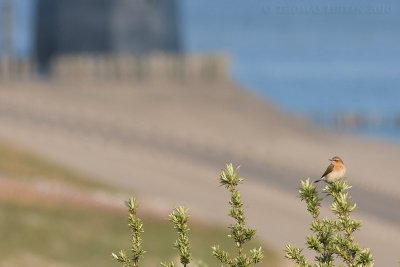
[0, 201, 279, 267]
[0, 140, 280, 266]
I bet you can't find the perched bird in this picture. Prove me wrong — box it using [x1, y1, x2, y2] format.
[314, 156, 346, 183]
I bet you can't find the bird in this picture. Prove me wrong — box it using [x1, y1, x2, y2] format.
[314, 156, 346, 183]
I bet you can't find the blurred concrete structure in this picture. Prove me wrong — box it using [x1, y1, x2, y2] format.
[0, 54, 229, 83]
[0, 0, 229, 82]
[35, 0, 182, 70]
[51, 54, 228, 82]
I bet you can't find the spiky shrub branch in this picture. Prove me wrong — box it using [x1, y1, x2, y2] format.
[112, 197, 145, 267]
[161, 206, 192, 267]
[212, 163, 264, 267]
[285, 179, 373, 267]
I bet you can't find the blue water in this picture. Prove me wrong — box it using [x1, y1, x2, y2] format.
[2, 0, 400, 140]
[181, 0, 400, 141]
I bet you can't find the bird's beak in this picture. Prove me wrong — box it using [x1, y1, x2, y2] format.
[328, 159, 332, 161]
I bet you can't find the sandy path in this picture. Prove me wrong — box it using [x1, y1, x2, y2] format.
[0, 82, 398, 266]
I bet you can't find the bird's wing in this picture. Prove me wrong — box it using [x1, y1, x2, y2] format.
[321, 164, 334, 178]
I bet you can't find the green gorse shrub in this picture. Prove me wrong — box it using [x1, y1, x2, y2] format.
[161, 206, 192, 267]
[112, 163, 264, 267]
[112, 164, 373, 267]
[285, 179, 373, 267]
[112, 197, 145, 267]
[212, 164, 263, 267]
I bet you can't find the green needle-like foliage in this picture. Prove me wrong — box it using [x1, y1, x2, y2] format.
[162, 206, 192, 267]
[213, 163, 264, 267]
[112, 197, 145, 267]
[285, 179, 374, 267]
[160, 262, 176, 267]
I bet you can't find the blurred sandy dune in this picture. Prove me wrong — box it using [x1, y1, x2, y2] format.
[0, 82, 398, 266]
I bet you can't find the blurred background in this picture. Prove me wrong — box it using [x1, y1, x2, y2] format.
[0, 0, 399, 266]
